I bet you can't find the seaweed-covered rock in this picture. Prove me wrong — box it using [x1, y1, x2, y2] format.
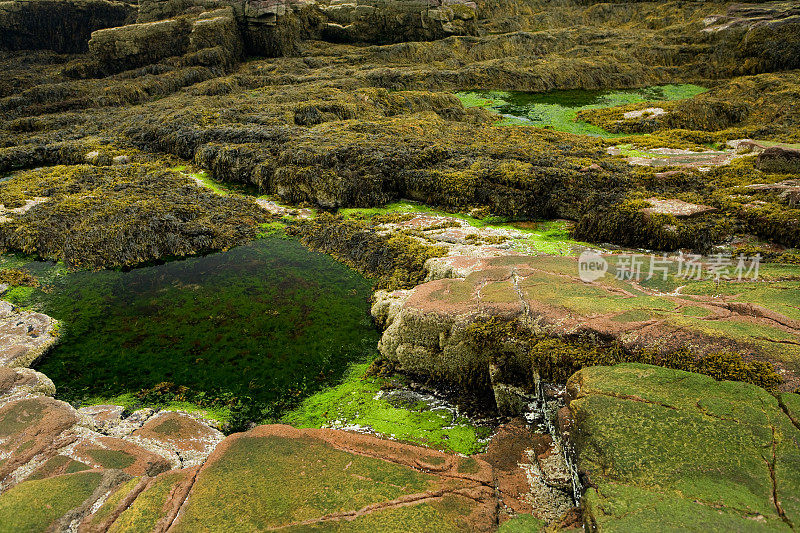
[756, 146, 800, 174]
[0, 0, 134, 53]
[88, 18, 194, 72]
[566, 363, 800, 531]
[0, 164, 270, 269]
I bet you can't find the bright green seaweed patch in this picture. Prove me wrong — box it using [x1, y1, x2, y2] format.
[457, 84, 706, 137]
[281, 364, 492, 455]
[3, 237, 379, 431]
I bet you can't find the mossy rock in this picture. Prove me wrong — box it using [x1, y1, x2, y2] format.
[0, 471, 104, 533]
[568, 363, 800, 531]
[171, 424, 496, 531]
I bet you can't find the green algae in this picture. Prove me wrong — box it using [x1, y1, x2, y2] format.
[0, 471, 103, 533]
[281, 364, 492, 455]
[457, 84, 707, 137]
[340, 201, 591, 257]
[172, 434, 439, 531]
[2, 237, 379, 430]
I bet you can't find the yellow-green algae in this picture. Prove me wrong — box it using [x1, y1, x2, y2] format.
[282, 363, 493, 455]
[457, 85, 707, 137]
[0, 471, 103, 533]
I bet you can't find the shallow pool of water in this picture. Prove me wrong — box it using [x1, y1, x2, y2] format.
[457, 84, 706, 137]
[7, 237, 379, 427]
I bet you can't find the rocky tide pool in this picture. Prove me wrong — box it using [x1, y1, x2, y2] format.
[457, 84, 706, 136]
[2, 236, 379, 429]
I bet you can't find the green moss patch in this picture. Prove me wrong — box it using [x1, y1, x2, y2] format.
[172, 434, 439, 531]
[0, 471, 103, 533]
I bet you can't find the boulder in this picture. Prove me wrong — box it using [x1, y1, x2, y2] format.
[756, 146, 800, 174]
[568, 363, 800, 531]
[376, 254, 800, 399]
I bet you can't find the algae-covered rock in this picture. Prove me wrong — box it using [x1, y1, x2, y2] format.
[377, 254, 800, 398]
[0, 0, 134, 53]
[566, 363, 800, 531]
[171, 424, 497, 531]
[129, 411, 224, 467]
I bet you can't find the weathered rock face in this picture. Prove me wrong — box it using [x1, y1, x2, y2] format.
[376, 253, 800, 404]
[0, 0, 135, 53]
[756, 146, 800, 175]
[565, 363, 800, 531]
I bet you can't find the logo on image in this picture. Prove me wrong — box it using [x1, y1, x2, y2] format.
[578, 251, 608, 282]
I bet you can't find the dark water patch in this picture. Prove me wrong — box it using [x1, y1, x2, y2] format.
[8, 237, 379, 430]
